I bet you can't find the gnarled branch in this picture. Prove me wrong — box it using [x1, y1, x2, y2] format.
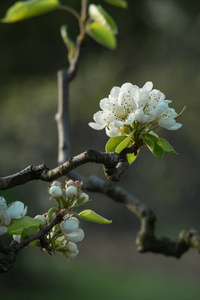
[0, 149, 131, 190]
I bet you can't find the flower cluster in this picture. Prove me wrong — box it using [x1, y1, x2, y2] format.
[0, 197, 27, 235]
[49, 180, 89, 207]
[50, 214, 84, 258]
[89, 81, 182, 137]
[13, 180, 89, 259]
[45, 180, 89, 258]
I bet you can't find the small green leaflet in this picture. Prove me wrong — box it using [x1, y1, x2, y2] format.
[2, 0, 60, 23]
[21, 226, 39, 247]
[106, 133, 139, 165]
[115, 130, 134, 154]
[106, 136, 126, 153]
[104, 0, 128, 9]
[86, 22, 117, 50]
[89, 4, 118, 34]
[142, 134, 164, 158]
[60, 25, 75, 61]
[7, 216, 41, 235]
[126, 150, 140, 165]
[141, 133, 177, 157]
[78, 210, 112, 224]
[157, 138, 177, 155]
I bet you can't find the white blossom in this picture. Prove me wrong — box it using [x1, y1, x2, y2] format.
[89, 81, 182, 137]
[0, 197, 27, 235]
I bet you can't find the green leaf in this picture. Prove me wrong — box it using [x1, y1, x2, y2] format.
[115, 131, 134, 154]
[7, 216, 41, 235]
[78, 210, 112, 224]
[21, 226, 39, 246]
[89, 4, 118, 34]
[104, 0, 128, 8]
[142, 134, 164, 158]
[87, 22, 117, 49]
[106, 136, 126, 153]
[157, 138, 177, 155]
[2, 0, 60, 23]
[47, 207, 57, 220]
[127, 149, 140, 165]
[60, 25, 76, 61]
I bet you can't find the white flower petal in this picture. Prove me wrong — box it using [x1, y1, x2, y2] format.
[61, 217, 79, 234]
[121, 82, 134, 92]
[34, 215, 46, 227]
[134, 108, 149, 123]
[65, 228, 84, 243]
[7, 201, 26, 219]
[154, 102, 168, 117]
[13, 234, 21, 243]
[67, 242, 79, 258]
[88, 122, 106, 130]
[167, 122, 182, 130]
[142, 81, 153, 92]
[105, 122, 119, 137]
[110, 86, 120, 98]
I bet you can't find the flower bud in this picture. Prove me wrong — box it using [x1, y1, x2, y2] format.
[65, 186, 77, 198]
[79, 192, 89, 204]
[13, 234, 21, 243]
[64, 228, 84, 243]
[61, 217, 79, 234]
[49, 186, 62, 198]
[66, 180, 75, 187]
[34, 215, 46, 227]
[67, 242, 79, 258]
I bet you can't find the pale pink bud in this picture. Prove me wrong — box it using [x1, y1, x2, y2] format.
[65, 186, 77, 198]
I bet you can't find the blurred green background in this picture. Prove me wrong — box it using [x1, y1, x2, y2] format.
[0, 0, 200, 299]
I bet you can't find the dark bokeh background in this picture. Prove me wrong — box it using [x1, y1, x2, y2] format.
[0, 0, 200, 299]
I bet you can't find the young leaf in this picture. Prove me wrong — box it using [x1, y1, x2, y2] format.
[7, 216, 41, 235]
[89, 4, 118, 34]
[60, 25, 75, 61]
[157, 138, 177, 155]
[2, 0, 60, 23]
[86, 22, 117, 50]
[78, 210, 112, 224]
[106, 136, 126, 153]
[104, 0, 128, 9]
[142, 134, 164, 158]
[21, 226, 39, 247]
[126, 149, 140, 165]
[115, 130, 134, 154]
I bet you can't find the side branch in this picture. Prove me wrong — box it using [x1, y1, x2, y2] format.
[0, 149, 130, 190]
[0, 214, 63, 273]
[73, 174, 200, 258]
